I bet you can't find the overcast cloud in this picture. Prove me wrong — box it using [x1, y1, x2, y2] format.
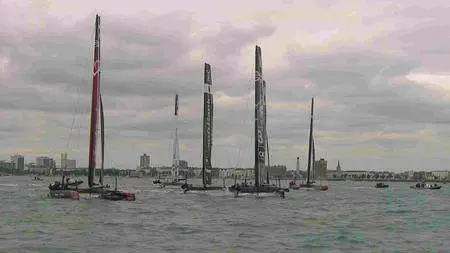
[1, 0, 450, 171]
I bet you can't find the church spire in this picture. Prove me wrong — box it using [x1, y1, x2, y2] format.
[336, 160, 341, 172]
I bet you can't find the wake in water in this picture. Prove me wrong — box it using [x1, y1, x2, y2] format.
[0, 183, 18, 187]
[182, 188, 229, 197]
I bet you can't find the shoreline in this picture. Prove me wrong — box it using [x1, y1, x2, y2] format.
[2, 174, 447, 183]
[325, 179, 448, 183]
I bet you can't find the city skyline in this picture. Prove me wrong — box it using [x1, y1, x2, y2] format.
[2, 153, 450, 173]
[2, 1, 450, 171]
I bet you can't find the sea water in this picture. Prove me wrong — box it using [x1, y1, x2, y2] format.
[0, 177, 448, 253]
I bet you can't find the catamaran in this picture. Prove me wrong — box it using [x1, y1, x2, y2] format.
[228, 45, 288, 198]
[299, 98, 328, 191]
[182, 63, 225, 193]
[48, 14, 135, 201]
[155, 94, 187, 187]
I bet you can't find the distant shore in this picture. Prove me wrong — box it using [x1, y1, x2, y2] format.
[1, 174, 447, 184]
[325, 179, 448, 183]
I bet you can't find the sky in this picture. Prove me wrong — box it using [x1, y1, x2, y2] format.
[1, 0, 450, 171]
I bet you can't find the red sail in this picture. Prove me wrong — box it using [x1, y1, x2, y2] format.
[88, 14, 101, 188]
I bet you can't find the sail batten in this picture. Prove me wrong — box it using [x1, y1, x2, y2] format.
[88, 14, 101, 189]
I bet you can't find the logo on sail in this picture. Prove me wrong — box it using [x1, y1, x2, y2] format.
[255, 70, 262, 83]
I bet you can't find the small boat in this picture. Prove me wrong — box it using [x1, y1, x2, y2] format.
[375, 182, 389, 188]
[410, 182, 442, 190]
[289, 181, 300, 190]
[289, 179, 300, 190]
[99, 178, 135, 201]
[33, 176, 43, 181]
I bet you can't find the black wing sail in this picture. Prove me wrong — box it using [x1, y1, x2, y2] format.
[203, 63, 213, 187]
[254, 46, 266, 187]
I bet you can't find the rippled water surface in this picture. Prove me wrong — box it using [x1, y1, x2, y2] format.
[0, 176, 449, 253]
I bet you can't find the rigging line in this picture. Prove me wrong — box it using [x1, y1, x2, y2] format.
[72, 26, 96, 160]
[66, 33, 91, 155]
[65, 84, 82, 152]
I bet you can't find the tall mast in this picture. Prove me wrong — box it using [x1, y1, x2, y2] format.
[202, 63, 213, 188]
[99, 94, 105, 186]
[254, 45, 266, 187]
[306, 97, 314, 185]
[172, 94, 180, 180]
[88, 14, 101, 189]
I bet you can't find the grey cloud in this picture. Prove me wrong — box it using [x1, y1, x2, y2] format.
[360, 98, 450, 125]
[18, 14, 198, 99]
[3, 3, 450, 170]
[7, 13, 277, 108]
[0, 124, 26, 137]
[279, 49, 445, 126]
[202, 23, 276, 60]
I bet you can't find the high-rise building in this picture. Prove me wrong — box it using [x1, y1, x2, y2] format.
[179, 160, 188, 170]
[10, 155, 24, 170]
[67, 159, 76, 169]
[268, 165, 287, 178]
[61, 152, 68, 169]
[0, 160, 11, 169]
[140, 153, 150, 169]
[313, 158, 327, 179]
[36, 156, 54, 168]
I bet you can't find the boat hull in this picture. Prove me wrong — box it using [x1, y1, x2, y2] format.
[182, 184, 224, 192]
[410, 186, 441, 190]
[162, 182, 185, 187]
[299, 184, 328, 191]
[228, 185, 289, 198]
[48, 190, 80, 200]
[410, 183, 442, 190]
[76, 186, 107, 193]
[99, 190, 136, 201]
[289, 184, 300, 190]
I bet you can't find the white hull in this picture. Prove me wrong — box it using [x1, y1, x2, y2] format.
[79, 193, 100, 199]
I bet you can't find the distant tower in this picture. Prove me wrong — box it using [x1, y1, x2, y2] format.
[336, 160, 341, 172]
[296, 157, 300, 171]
